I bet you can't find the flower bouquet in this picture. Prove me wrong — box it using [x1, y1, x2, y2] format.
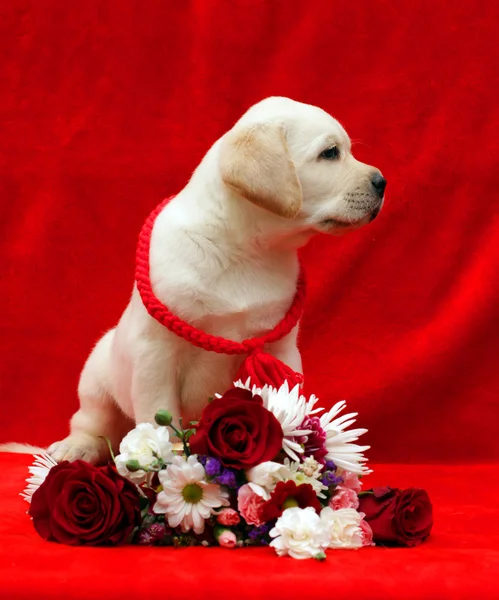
[22, 380, 433, 559]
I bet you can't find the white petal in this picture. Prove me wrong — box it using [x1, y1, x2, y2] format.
[283, 443, 302, 463]
[191, 507, 206, 534]
[292, 429, 313, 436]
[248, 483, 271, 500]
[191, 462, 206, 481]
[168, 506, 188, 529]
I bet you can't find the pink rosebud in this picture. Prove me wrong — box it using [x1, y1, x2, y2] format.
[359, 515, 374, 547]
[218, 529, 237, 549]
[329, 485, 360, 510]
[237, 483, 267, 526]
[217, 508, 241, 526]
[341, 471, 362, 493]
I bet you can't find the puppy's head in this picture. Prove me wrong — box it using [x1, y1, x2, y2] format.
[219, 97, 386, 235]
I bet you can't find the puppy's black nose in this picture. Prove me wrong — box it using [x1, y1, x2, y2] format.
[371, 173, 387, 198]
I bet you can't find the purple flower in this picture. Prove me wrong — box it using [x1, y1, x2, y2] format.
[325, 459, 336, 471]
[320, 470, 343, 487]
[205, 457, 222, 477]
[248, 523, 271, 543]
[136, 523, 167, 545]
[319, 458, 343, 487]
[296, 416, 328, 464]
[215, 468, 237, 489]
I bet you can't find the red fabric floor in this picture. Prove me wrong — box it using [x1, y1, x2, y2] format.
[1, 0, 498, 464]
[1, 454, 498, 600]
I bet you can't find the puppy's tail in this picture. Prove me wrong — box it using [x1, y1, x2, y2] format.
[0, 443, 46, 454]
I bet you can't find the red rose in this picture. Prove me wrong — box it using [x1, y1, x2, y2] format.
[358, 487, 433, 547]
[189, 387, 283, 469]
[260, 481, 322, 522]
[29, 461, 142, 546]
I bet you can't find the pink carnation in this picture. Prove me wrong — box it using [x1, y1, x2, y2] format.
[217, 508, 241, 526]
[359, 515, 374, 547]
[218, 529, 237, 549]
[237, 483, 266, 526]
[341, 471, 362, 493]
[329, 485, 360, 510]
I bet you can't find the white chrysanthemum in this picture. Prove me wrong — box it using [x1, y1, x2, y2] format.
[236, 379, 321, 461]
[270, 507, 330, 560]
[154, 455, 229, 534]
[115, 423, 174, 484]
[320, 401, 370, 475]
[21, 453, 57, 503]
[246, 458, 326, 500]
[236, 379, 370, 474]
[301, 456, 322, 478]
[320, 507, 364, 549]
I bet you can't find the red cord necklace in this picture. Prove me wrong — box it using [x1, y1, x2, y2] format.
[135, 198, 305, 389]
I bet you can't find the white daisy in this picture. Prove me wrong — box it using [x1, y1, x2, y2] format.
[21, 453, 58, 503]
[320, 401, 370, 475]
[153, 455, 229, 534]
[235, 379, 321, 461]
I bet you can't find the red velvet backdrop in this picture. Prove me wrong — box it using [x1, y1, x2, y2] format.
[0, 0, 498, 465]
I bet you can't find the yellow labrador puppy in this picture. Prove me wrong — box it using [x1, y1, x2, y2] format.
[26, 97, 387, 463]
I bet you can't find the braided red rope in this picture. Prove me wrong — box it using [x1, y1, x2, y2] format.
[135, 197, 306, 388]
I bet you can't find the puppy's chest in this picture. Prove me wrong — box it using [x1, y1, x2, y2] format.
[155, 264, 296, 339]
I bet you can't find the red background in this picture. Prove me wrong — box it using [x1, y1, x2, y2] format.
[1, 0, 498, 466]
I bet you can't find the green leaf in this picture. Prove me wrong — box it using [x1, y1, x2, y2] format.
[184, 429, 195, 441]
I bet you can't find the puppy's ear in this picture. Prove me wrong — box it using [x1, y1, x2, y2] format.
[219, 123, 302, 219]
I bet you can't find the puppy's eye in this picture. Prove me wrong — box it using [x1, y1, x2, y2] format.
[319, 146, 340, 160]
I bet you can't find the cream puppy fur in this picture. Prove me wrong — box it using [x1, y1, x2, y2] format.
[32, 97, 387, 464]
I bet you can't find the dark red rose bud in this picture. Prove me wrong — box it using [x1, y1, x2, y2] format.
[189, 387, 283, 469]
[358, 486, 433, 547]
[29, 461, 142, 546]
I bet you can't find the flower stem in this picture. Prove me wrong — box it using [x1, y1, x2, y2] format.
[99, 436, 115, 462]
[169, 422, 190, 457]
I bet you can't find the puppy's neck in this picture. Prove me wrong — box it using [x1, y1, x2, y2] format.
[180, 143, 315, 256]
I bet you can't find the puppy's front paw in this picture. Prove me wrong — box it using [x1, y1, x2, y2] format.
[48, 434, 107, 465]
